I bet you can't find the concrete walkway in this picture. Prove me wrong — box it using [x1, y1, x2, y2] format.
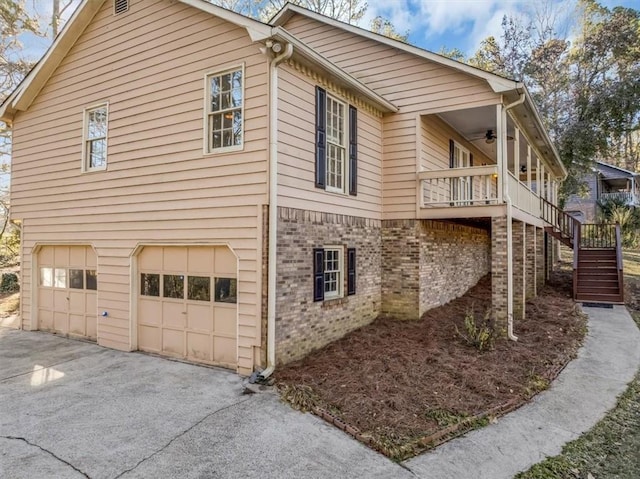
[404, 304, 640, 478]
[1, 304, 638, 478]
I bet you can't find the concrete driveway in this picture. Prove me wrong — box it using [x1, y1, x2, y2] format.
[0, 328, 411, 479]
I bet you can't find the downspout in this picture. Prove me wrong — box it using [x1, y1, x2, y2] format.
[259, 41, 293, 380]
[502, 92, 525, 341]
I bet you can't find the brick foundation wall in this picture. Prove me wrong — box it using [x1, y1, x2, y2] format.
[381, 219, 490, 320]
[417, 220, 491, 316]
[275, 207, 381, 365]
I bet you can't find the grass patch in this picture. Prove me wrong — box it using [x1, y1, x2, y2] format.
[518, 250, 640, 479]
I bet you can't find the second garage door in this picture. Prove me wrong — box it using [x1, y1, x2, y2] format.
[137, 246, 238, 369]
[38, 245, 98, 340]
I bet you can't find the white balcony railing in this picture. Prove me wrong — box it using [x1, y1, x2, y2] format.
[600, 191, 637, 205]
[507, 172, 541, 218]
[418, 165, 499, 207]
[418, 166, 544, 219]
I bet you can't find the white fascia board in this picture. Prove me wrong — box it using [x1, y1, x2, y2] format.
[272, 27, 398, 113]
[270, 4, 519, 93]
[11, 0, 106, 113]
[177, 0, 272, 40]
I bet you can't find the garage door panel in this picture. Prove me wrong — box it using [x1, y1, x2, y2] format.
[139, 299, 161, 326]
[187, 248, 214, 274]
[186, 303, 212, 332]
[215, 248, 236, 275]
[53, 290, 68, 311]
[85, 293, 97, 315]
[139, 325, 161, 352]
[39, 288, 53, 309]
[139, 247, 162, 270]
[69, 314, 86, 336]
[213, 336, 236, 365]
[187, 331, 211, 361]
[163, 247, 187, 272]
[39, 309, 54, 330]
[69, 246, 86, 266]
[162, 302, 186, 329]
[54, 311, 68, 333]
[86, 316, 97, 340]
[68, 291, 86, 314]
[162, 329, 184, 355]
[53, 246, 70, 266]
[137, 246, 238, 370]
[213, 306, 236, 336]
[39, 246, 54, 264]
[37, 245, 97, 341]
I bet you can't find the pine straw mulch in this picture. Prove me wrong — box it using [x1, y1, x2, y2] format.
[275, 269, 587, 460]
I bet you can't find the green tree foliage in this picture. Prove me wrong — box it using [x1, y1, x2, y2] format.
[466, 0, 640, 203]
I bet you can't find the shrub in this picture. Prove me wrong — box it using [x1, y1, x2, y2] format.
[0, 272, 19, 293]
[455, 308, 496, 351]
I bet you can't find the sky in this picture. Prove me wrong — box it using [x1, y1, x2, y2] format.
[18, 0, 640, 61]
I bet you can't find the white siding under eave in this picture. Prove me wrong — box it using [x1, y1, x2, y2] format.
[10, 0, 269, 374]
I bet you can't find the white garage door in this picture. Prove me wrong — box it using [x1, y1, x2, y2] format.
[137, 246, 238, 369]
[38, 245, 98, 340]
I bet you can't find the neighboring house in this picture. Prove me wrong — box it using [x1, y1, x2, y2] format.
[565, 161, 639, 223]
[0, 0, 567, 376]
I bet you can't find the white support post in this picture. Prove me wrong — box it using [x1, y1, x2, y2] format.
[496, 104, 504, 203]
[527, 146, 532, 190]
[514, 127, 520, 179]
[536, 155, 541, 196]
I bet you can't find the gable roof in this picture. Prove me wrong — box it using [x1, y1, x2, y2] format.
[270, 3, 522, 94]
[597, 161, 639, 178]
[0, 0, 395, 122]
[270, 3, 566, 178]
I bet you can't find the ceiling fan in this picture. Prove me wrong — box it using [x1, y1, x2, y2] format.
[469, 129, 514, 144]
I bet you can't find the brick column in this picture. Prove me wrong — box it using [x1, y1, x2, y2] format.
[525, 224, 536, 299]
[512, 220, 525, 320]
[492, 216, 508, 329]
[536, 227, 545, 290]
[381, 220, 420, 320]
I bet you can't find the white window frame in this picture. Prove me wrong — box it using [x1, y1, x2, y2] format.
[82, 103, 109, 172]
[325, 94, 347, 194]
[323, 246, 343, 300]
[204, 64, 245, 155]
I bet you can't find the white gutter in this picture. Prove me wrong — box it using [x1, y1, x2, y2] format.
[502, 92, 526, 342]
[259, 41, 293, 380]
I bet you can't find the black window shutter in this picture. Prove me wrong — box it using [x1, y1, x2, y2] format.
[313, 248, 325, 302]
[348, 105, 357, 196]
[315, 87, 327, 189]
[449, 139, 455, 168]
[347, 248, 356, 295]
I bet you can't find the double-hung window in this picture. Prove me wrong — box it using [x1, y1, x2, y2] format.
[315, 86, 357, 195]
[83, 104, 108, 171]
[206, 67, 243, 153]
[313, 246, 356, 302]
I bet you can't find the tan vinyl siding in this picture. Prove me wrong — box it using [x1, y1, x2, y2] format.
[277, 63, 383, 218]
[11, 0, 268, 374]
[283, 14, 501, 219]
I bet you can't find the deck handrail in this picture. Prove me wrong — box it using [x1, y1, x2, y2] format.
[541, 197, 579, 245]
[580, 223, 617, 249]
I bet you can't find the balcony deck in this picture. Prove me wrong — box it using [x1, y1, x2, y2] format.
[417, 167, 544, 224]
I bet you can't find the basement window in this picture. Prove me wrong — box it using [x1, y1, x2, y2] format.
[114, 0, 129, 15]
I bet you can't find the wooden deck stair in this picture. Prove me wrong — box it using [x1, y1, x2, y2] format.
[542, 199, 624, 304]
